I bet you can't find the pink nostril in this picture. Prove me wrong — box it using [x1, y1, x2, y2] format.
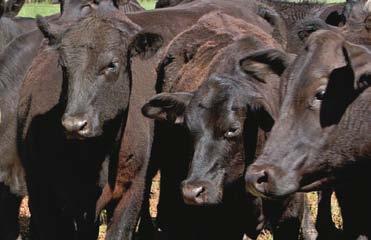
[77, 120, 88, 131]
[182, 184, 206, 205]
[62, 116, 89, 134]
[193, 186, 205, 198]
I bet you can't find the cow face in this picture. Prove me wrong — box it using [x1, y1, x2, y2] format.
[143, 38, 289, 205]
[37, 13, 162, 139]
[245, 30, 371, 198]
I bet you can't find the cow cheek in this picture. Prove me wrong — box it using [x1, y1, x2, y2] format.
[97, 78, 129, 123]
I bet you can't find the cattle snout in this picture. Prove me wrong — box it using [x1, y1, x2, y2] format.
[181, 180, 221, 206]
[62, 114, 92, 139]
[245, 164, 279, 198]
[246, 164, 301, 198]
[182, 183, 205, 205]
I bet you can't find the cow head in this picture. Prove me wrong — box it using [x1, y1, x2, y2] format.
[245, 30, 371, 198]
[37, 10, 162, 139]
[143, 37, 290, 205]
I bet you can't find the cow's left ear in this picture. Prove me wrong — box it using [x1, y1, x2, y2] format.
[142, 92, 193, 124]
[239, 48, 292, 82]
[343, 41, 371, 89]
[130, 32, 164, 59]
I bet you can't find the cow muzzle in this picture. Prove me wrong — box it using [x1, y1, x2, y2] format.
[181, 180, 221, 206]
[62, 114, 93, 139]
[245, 163, 299, 198]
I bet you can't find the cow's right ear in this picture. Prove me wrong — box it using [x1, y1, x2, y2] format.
[142, 92, 194, 124]
[239, 48, 292, 82]
[36, 16, 63, 46]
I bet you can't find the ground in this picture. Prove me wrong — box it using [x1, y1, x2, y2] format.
[19, 173, 343, 240]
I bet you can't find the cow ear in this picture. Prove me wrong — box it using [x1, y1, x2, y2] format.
[297, 18, 336, 41]
[142, 92, 193, 124]
[36, 16, 63, 46]
[239, 49, 292, 82]
[343, 41, 371, 89]
[130, 32, 164, 59]
[257, 6, 287, 48]
[325, 11, 346, 26]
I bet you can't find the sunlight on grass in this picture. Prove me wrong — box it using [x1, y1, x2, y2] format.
[139, 0, 156, 10]
[18, 3, 60, 17]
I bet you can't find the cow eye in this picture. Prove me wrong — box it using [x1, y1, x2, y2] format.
[315, 90, 326, 101]
[101, 62, 118, 75]
[224, 126, 241, 139]
[107, 62, 117, 71]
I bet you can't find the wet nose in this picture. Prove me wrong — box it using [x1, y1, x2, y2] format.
[181, 182, 206, 205]
[62, 115, 90, 137]
[245, 165, 275, 197]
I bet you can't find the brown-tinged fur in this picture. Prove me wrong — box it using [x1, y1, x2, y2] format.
[246, 30, 371, 239]
[93, 1, 287, 239]
[143, 11, 316, 240]
[15, 1, 285, 240]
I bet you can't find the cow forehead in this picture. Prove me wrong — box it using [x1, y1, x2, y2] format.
[288, 31, 345, 85]
[60, 17, 128, 52]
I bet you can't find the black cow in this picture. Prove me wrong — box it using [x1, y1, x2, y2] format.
[245, 30, 371, 239]
[258, 0, 347, 53]
[0, 0, 143, 239]
[16, 0, 289, 239]
[16, 2, 162, 239]
[142, 11, 316, 240]
[0, 29, 44, 240]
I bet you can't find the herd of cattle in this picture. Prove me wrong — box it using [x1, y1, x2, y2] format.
[0, 0, 370, 239]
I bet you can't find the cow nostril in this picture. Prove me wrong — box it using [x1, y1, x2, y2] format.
[257, 171, 269, 184]
[78, 120, 88, 131]
[62, 116, 89, 134]
[193, 186, 205, 198]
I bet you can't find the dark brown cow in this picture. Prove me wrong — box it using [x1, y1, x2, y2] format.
[257, 0, 347, 53]
[142, 11, 317, 240]
[94, 1, 286, 239]
[16, 1, 286, 239]
[245, 30, 371, 239]
[0, 1, 143, 240]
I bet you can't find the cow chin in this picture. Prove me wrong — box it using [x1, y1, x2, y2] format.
[64, 125, 103, 140]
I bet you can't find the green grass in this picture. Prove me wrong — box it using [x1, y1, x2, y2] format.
[139, 0, 156, 10]
[17, 0, 155, 18]
[18, 3, 60, 17]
